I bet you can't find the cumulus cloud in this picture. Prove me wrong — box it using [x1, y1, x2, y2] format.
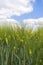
[0, 17, 43, 30]
[0, 18, 20, 27]
[23, 18, 43, 30]
[0, 0, 35, 18]
[23, 18, 43, 25]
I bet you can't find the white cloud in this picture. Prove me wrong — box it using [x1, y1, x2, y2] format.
[0, 0, 35, 18]
[0, 17, 43, 30]
[23, 18, 43, 30]
[23, 18, 43, 24]
[0, 18, 20, 27]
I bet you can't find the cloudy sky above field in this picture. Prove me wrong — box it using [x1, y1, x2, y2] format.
[0, 0, 43, 25]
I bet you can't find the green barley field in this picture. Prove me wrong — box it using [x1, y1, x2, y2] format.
[0, 26, 43, 65]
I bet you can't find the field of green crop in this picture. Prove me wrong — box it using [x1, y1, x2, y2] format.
[0, 26, 43, 65]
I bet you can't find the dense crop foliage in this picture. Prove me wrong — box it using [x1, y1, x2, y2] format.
[0, 26, 43, 65]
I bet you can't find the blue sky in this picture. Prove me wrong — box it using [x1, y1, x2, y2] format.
[10, 0, 43, 21]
